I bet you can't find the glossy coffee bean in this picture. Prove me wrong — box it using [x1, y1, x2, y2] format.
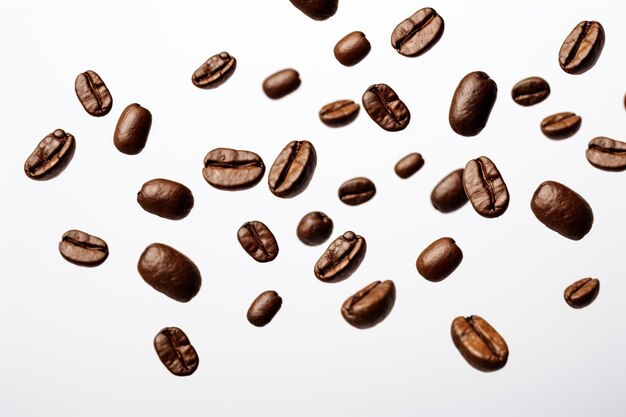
[268, 140, 317, 198]
[395, 152, 424, 179]
[314, 231, 366, 283]
[137, 178, 194, 220]
[586, 137, 626, 171]
[362, 83, 410, 132]
[416, 237, 462, 282]
[319, 99, 360, 127]
[338, 177, 376, 206]
[24, 129, 76, 181]
[540, 112, 581, 140]
[463, 156, 509, 218]
[334, 31, 371, 66]
[58, 229, 109, 267]
[202, 148, 265, 190]
[391, 7, 444, 57]
[237, 221, 279, 263]
[511, 76, 550, 106]
[341, 280, 395, 329]
[192, 51, 236, 89]
[114, 103, 152, 155]
[289, 0, 337, 20]
[297, 211, 334, 246]
[153, 327, 199, 376]
[564, 278, 600, 309]
[247, 290, 283, 327]
[559, 21, 605, 75]
[74, 70, 113, 116]
[431, 168, 468, 213]
[449, 71, 497, 137]
[451, 315, 509, 372]
[263, 69, 301, 99]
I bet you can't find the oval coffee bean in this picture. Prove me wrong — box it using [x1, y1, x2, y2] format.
[263, 69, 301, 99]
[530, 180, 593, 240]
[268, 140, 317, 198]
[297, 211, 334, 246]
[153, 327, 199, 376]
[202, 148, 265, 190]
[319, 99, 360, 127]
[449, 71, 497, 137]
[391, 7, 444, 58]
[338, 177, 376, 206]
[59, 229, 109, 267]
[137, 178, 194, 220]
[586, 137, 626, 171]
[362, 84, 410, 132]
[247, 290, 283, 327]
[314, 231, 366, 283]
[334, 31, 371, 67]
[559, 21, 605, 75]
[289, 0, 337, 21]
[24, 129, 76, 181]
[341, 280, 396, 329]
[74, 70, 113, 117]
[137, 243, 202, 302]
[451, 315, 509, 372]
[463, 156, 509, 218]
[114, 103, 152, 155]
[564, 278, 600, 309]
[511, 76, 550, 106]
[395, 152, 424, 179]
[237, 221, 279, 263]
[431, 168, 468, 213]
[191, 51, 236, 89]
[416, 237, 462, 282]
[540, 112, 581, 140]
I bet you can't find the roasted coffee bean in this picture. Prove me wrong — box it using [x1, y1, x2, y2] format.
[530, 180, 593, 240]
[24, 129, 76, 181]
[314, 231, 366, 283]
[137, 243, 201, 302]
[153, 327, 199, 376]
[202, 148, 265, 190]
[341, 280, 395, 329]
[362, 84, 410, 132]
[391, 7, 444, 58]
[586, 137, 626, 171]
[263, 69, 301, 99]
[268, 140, 317, 198]
[451, 315, 508, 372]
[338, 177, 376, 206]
[319, 99, 360, 127]
[511, 76, 550, 106]
[114, 103, 152, 155]
[297, 211, 334, 246]
[237, 221, 279, 263]
[416, 237, 462, 282]
[463, 157, 509, 218]
[59, 229, 108, 267]
[540, 112, 581, 140]
[247, 290, 283, 327]
[395, 152, 424, 179]
[449, 71, 497, 137]
[289, 0, 337, 20]
[564, 278, 600, 309]
[74, 70, 112, 116]
[137, 178, 194, 220]
[431, 168, 468, 213]
[334, 31, 371, 66]
[559, 21, 605, 75]
[192, 51, 236, 89]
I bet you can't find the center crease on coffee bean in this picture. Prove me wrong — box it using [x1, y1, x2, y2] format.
[477, 159, 497, 211]
[467, 316, 504, 359]
[565, 21, 592, 66]
[319, 240, 357, 275]
[245, 223, 271, 257]
[372, 88, 402, 123]
[343, 282, 376, 313]
[62, 236, 107, 251]
[395, 13, 438, 49]
[164, 330, 193, 370]
[83, 73, 103, 109]
[589, 144, 626, 154]
[274, 141, 302, 188]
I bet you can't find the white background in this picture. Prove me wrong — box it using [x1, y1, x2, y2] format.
[1, 1, 625, 416]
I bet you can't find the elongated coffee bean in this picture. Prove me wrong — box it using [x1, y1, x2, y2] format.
[586, 137, 626, 171]
[334, 31, 370, 67]
[153, 327, 199, 376]
[319, 99, 360, 127]
[247, 291, 282, 327]
[263, 69, 301, 99]
[564, 278, 600, 309]
[338, 177, 376, 206]
[416, 237, 462, 282]
[362, 84, 410, 132]
[314, 231, 366, 283]
[268, 140, 317, 198]
[341, 280, 395, 329]
[431, 168, 468, 213]
[24, 129, 76, 181]
[391, 7, 444, 57]
[297, 211, 334, 246]
[463, 156, 509, 218]
[59, 229, 108, 267]
[559, 21, 605, 75]
[202, 148, 265, 190]
[395, 152, 424, 179]
[237, 221, 279, 263]
[114, 103, 152, 155]
[74, 70, 113, 116]
[540, 112, 581, 139]
[451, 315, 508, 372]
[449, 71, 497, 137]
[137, 178, 194, 220]
[511, 76, 550, 106]
[192, 51, 236, 89]
[289, 0, 337, 21]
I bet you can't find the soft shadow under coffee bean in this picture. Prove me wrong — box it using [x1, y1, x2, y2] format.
[362, 83, 410, 132]
[586, 137, 626, 171]
[59, 229, 109, 267]
[338, 177, 376, 205]
[391, 7, 444, 58]
[202, 148, 265, 190]
[114, 103, 152, 155]
[137, 178, 194, 220]
[24, 129, 76, 181]
[451, 315, 509, 372]
[74, 70, 113, 116]
[237, 221, 279, 263]
[314, 231, 366, 283]
[564, 278, 600, 309]
[247, 290, 283, 327]
[449, 71, 497, 137]
[431, 168, 467, 213]
[559, 21, 605, 75]
[511, 76, 550, 106]
[341, 280, 396, 329]
[540, 112, 581, 139]
[192, 51, 236, 89]
[297, 211, 334, 246]
[153, 327, 199, 376]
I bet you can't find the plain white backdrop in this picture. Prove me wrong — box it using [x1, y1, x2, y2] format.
[1, 1, 625, 416]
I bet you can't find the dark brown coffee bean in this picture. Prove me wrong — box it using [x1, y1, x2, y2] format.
[247, 290, 283, 327]
[463, 157, 509, 218]
[137, 178, 194, 220]
[74, 70, 113, 117]
[289, 0, 337, 20]
[314, 231, 366, 283]
[586, 137, 626, 171]
[540, 112, 581, 140]
[451, 315, 508, 372]
[114, 103, 152, 155]
[430, 168, 468, 213]
[395, 152, 424, 179]
[153, 327, 199, 376]
[191, 51, 236, 89]
[319, 99, 360, 127]
[530, 180, 593, 240]
[511, 76, 550, 106]
[338, 177, 376, 206]
[263, 69, 301, 99]
[297, 211, 334, 246]
[341, 280, 395, 329]
[237, 221, 279, 263]
[564, 278, 600, 309]
[391, 7, 444, 58]
[137, 243, 201, 302]
[268, 140, 317, 198]
[559, 21, 605, 75]
[24, 129, 76, 181]
[416, 237, 462, 282]
[362, 84, 410, 132]
[59, 229, 108, 267]
[334, 31, 371, 66]
[202, 148, 265, 190]
[449, 71, 497, 137]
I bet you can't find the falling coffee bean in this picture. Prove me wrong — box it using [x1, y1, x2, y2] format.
[416, 237, 462, 282]
[463, 156, 509, 218]
[586, 137, 626, 171]
[24, 129, 76, 181]
[247, 290, 283, 327]
[362, 83, 410, 132]
[202, 148, 265, 190]
[338, 177, 376, 206]
[74, 70, 113, 116]
[289, 0, 338, 21]
[394, 152, 424, 179]
[559, 21, 605, 75]
[451, 315, 509, 372]
[263, 69, 301, 99]
[540, 112, 581, 140]
[314, 231, 366, 283]
[319, 99, 360, 127]
[137, 178, 194, 220]
[297, 211, 334, 246]
[153, 327, 199, 376]
[391, 7, 444, 58]
[192, 51, 236, 89]
[237, 221, 279, 263]
[511, 76, 550, 106]
[564, 278, 600, 309]
[449, 71, 497, 137]
[341, 280, 396, 329]
[431, 168, 468, 213]
[114, 103, 152, 155]
[58, 229, 109, 267]
[334, 31, 371, 67]
[268, 140, 317, 198]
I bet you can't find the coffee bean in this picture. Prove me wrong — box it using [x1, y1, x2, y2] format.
[334, 31, 371, 66]
[391, 7, 444, 58]
[395, 152, 424, 179]
[137, 178, 194, 220]
[137, 243, 202, 302]
[463, 156, 509, 218]
[268, 140, 317, 198]
[338, 177, 376, 206]
[263, 69, 301, 99]
[416, 237, 462, 282]
[114, 103, 152, 155]
[24, 129, 76, 181]
[153, 327, 199, 376]
[58, 229, 109, 267]
[237, 221, 279, 263]
[289, 0, 337, 20]
[449, 71, 497, 137]
[341, 280, 395, 329]
[202, 148, 265, 190]
[530, 180, 593, 241]
[319, 99, 360, 127]
[191, 51, 236, 89]
[564, 278, 600, 309]
[362, 83, 410, 132]
[586, 137, 626, 171]
[297, 211, 334, 246]
[247, 290, 283, 327]
[74, 70, 113, 117]
[559, 21, 605, 75]
[430, 168, 468, 213]
[511, 76, 550, 106]
[314, 231, 366, 283]
[451, 315, 509, 372]
[540, 112, 581, 140]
